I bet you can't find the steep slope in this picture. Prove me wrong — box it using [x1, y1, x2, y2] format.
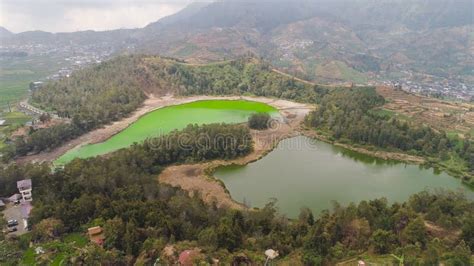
[2, 0, 472, 84]
[132, 0, 473, 83]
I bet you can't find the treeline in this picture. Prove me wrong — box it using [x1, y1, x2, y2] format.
[3, 123, 82, 159]
[1, 125, 473, 265]
[1, 162, 472, 263]
[306, 87, 474, 182]
[5, 55, 324, 158]
[169, 57, 324, 102]
[300, 191, 473, 265]
[32, 55, 147, 126]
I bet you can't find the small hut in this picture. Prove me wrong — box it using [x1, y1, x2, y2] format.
[87, 226, 105, 246]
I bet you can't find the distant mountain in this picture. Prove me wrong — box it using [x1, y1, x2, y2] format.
[132, 0, 473, 83]
[0, 26, 13, 38]
[2, 0, 473, 84]
[145, 2, 210, 30]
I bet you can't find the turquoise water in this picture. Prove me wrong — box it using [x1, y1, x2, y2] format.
[56, 100, 278, 165]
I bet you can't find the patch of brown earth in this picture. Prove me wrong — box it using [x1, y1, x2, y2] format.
[376, 86, 474, 135]
[424, 221, 461, 242]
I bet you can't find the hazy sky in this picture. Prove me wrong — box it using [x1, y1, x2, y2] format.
[0, 0, 207, 33]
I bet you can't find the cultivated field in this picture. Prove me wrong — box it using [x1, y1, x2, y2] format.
[0, 54, 69, 111]
[376, 86, 474, 136]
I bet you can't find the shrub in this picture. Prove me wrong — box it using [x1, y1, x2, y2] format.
[248, 113, 271, 130]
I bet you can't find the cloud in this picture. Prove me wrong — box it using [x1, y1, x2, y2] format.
[0, 0, 203, 33]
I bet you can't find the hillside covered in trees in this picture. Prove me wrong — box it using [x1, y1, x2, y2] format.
[306, 87, 474, 185]
[2, 55, 320, 159]
[1, 124, 473, 265]
[2, 56, 471, 184]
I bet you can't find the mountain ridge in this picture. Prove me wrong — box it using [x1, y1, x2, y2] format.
[1, 0, 472, 84]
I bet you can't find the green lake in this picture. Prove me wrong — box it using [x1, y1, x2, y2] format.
[56, 100, 278, 165]
[214, 136, 474, 218]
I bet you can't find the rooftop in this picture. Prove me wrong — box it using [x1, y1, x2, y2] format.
[88, 226, 103, 235]
[87, 226, 105, 245]
[17, 179, 32, 189]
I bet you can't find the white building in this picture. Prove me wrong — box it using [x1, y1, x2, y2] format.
[17, 179, 32, 202]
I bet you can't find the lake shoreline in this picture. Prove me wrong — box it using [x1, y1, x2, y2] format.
[301, 128, 426, 164]
[158, 99, 312, 209]
[15, 94, 312, 164]
[15, 94, 470, 209]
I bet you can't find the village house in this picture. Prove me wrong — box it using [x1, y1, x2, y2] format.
[87, 226, 105, 246]
[17, 179, 32, 202]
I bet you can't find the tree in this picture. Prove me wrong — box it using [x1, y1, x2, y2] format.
[402, 217, 427, 246]
[39, 113, 51, 124]
[248, 113, 271, 130]
[198, 227, 218, 250]
[445, 241, 471, 266]
[460, 215, 474, 250]
[124, 221, 140, 256]
[216, 217, 242, 251]
[32, 218, 65, 241]
[104, 217, 125, 250]
[370, 229, 395, 254]
[302, 249, 323, 266]
[299, 207, 315, 226]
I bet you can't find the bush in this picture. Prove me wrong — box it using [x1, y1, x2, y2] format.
[248, 113, 271, 130]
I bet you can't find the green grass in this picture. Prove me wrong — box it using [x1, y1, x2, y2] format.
[20, 233, 88, 265]
[0, 111, 31, 150]
[369, 108, 396, 118]
[438, 152, 469, 175]
[63, 233, 87, 247]
[51, 253, 66, 266]
[336, 61, 368, 84]
[1, 111, 31, 125]
[368, 108, 412, 121]
[21, 248, 36, 265]
[175, 43, 199, 57]
[0, 54, 70, 111]
[447, 131, 460, 139]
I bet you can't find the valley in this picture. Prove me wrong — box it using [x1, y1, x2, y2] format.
[1, 1, 473, 264]
[1, 55, 472, 265]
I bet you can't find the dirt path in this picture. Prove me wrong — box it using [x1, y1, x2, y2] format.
[16, 95, 312, 164]
[271, 69, 316, 86]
